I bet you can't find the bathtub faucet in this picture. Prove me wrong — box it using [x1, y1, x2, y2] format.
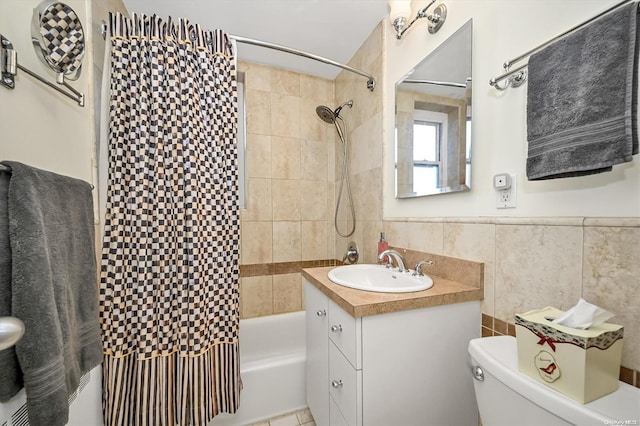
[378, 249, 408, 273]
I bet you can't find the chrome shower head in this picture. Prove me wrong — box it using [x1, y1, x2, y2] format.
[316, 105, 336, 124]
[315, 100, 354, 124]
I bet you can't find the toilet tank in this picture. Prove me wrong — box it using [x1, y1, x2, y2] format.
[468, 336, 639, 426]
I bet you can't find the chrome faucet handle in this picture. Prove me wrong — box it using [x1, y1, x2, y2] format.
[342, 241, 359, 264]
[412, 260, 434, 276]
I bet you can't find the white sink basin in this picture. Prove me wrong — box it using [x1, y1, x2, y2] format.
[328, 264, 434, 293]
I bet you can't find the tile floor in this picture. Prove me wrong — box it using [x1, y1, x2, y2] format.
[250, 408, 315, 426]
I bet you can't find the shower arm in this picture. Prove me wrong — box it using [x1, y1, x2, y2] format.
[229, 35, 376, 91]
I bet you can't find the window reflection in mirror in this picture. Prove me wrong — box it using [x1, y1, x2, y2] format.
[395, 19, 472, 198]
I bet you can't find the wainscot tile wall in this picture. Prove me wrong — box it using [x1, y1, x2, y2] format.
[375, 218, 640, 388]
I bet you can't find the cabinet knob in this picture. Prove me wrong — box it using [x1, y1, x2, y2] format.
[331, 324, 342, 333]
[316, 310, 327, 317]
[331, 379, 344, 388]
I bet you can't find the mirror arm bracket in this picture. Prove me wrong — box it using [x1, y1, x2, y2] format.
[1, 33, 85, 107]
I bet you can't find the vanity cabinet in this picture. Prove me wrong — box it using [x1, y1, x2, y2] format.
[305, 279, 480, 426]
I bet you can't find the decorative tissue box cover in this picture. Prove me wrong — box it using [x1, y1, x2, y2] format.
[515, 307, 623, 404]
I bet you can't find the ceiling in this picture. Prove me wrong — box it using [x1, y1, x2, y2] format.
[122, 0, 390, 80]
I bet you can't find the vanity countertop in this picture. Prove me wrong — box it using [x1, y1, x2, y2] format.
[302, 265, 483, 318]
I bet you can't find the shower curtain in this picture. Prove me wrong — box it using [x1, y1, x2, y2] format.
[99, 13, 240, 426]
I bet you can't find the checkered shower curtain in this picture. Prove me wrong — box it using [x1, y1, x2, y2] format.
[99, 13, 240, 426]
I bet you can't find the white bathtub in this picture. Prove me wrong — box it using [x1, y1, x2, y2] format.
[211, 311, 307, 425]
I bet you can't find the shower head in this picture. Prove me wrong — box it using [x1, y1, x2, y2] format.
[316, 105, 336, 124]
[315, 100, 354, 124]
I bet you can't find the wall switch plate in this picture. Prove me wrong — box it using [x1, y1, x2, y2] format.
[496, 174, 517, 209]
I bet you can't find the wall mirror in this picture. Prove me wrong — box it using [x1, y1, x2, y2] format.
[31, 0, 85, 81]
[395, 19, 472, 198]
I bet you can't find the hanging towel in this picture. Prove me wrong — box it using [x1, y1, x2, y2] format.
[0, 161, 102, 426]
[526, 2, 639, 180]
[0, 172, 23, 400]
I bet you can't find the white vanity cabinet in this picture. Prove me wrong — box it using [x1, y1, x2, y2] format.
[305, 279, 480, 426]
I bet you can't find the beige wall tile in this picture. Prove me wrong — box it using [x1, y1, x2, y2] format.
[300, 74, 330, 101]
[273, 221, 301, 262]
[350, 112, 383, 175]
[241, 276, 273, 318]
[583, 226, 640, 371]
[383, 221, 444, 254]
[273, 273, 303, 314]
[240, 61, 271, 92]
[301, 180, 328, 221]
[443, 223, 496, 316]
[272, 68, 300, 96]
[247, 133, 271, 178]
[302, 221, 328, 261]
[246, 89, 271, 134]
[271, 94, 301, 138]
[300, 98, 326, 141]
[272, 136, 301, 179]
[301, 139, 328, 181]
[241, 178, 272, 222]
[361, 220, 384, 264]
[327, 142, 336, 182]
[241, 221, 273, 264]
[494, 225, 583, 322]
[272, 179, 301, 221]
[352, 168, 383, 222]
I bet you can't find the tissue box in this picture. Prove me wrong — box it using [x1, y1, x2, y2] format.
[515, 307, 623, 404]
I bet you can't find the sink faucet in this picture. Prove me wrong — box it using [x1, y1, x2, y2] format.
[412, 260, 433, 276]
[378, 249, 408, 273]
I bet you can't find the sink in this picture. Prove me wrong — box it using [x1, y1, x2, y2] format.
[328, 264, 434, 293]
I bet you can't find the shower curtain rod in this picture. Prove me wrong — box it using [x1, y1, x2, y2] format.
[229, 35, 376, 91]
[489, 0, 639, 89]
[98, 21, 376, 91]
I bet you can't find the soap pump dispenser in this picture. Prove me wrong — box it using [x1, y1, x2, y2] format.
[377, 232, 388, 262]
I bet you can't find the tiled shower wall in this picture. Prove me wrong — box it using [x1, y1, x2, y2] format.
[238, 61, 338, 318]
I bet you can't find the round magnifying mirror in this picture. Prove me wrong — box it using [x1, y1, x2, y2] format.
[31, 0, 85, 81]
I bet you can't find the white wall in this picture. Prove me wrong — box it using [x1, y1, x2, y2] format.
[384, 0, 640, 218]
[0, 0, 102, 424]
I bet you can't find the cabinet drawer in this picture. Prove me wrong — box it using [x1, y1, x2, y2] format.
[328, 298, 361, 368]
[329, 341, 361, 426]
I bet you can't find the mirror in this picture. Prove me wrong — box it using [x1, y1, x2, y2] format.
[395, 20, 472, 198]
[31, 0, 85, 81]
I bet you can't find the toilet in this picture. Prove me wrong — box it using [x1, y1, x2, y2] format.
[468, 336, 640, 425]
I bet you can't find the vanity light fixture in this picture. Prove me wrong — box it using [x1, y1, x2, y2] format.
[389, 0, 447, 40]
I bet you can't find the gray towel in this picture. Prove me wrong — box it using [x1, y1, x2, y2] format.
[0, 172, 23, 400]
[526, 2, 639, 180]
[0, 161, 102, 426]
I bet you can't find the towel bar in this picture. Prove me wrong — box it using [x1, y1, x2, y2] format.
[489, 0, 639, 90]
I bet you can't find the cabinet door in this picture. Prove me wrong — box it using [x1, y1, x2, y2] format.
[304, 281, 329, 426]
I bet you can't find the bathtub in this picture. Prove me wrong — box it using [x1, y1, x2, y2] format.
[211, 311, 307, 425]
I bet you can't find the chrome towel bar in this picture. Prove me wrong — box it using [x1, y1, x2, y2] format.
[490, 0, 639, 91]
